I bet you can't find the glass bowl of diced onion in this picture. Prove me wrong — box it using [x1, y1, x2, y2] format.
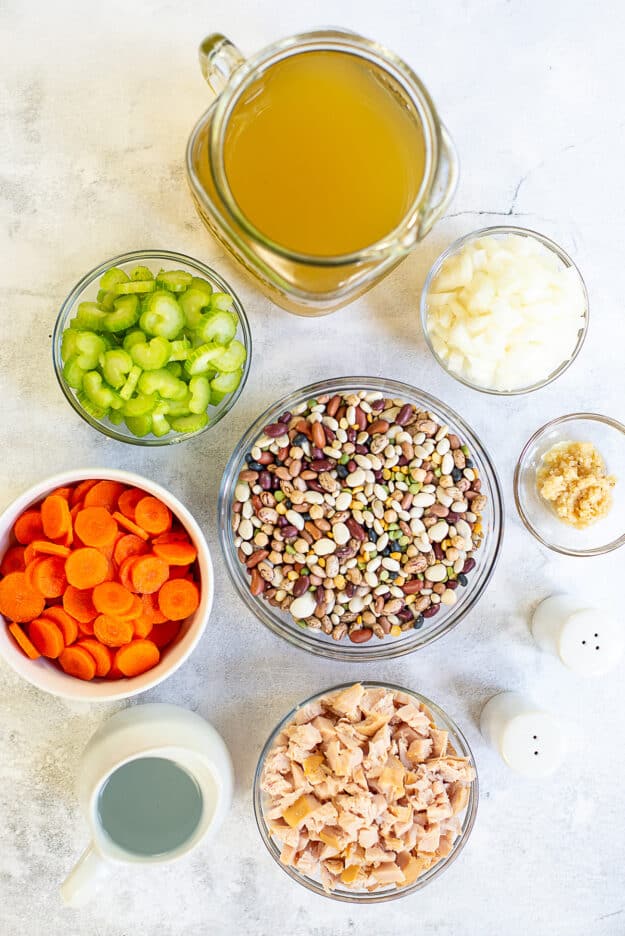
[419, 226, 589, 395]
[253, 681, 479, 903]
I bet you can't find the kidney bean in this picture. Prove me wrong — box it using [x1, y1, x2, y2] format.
[278, 516, 288, 527]
[398, 607, 413, 622]
[355, 444, 368, 455]
[292, 576, 310, 597]
[346, 517, 366, 541]
[278, 411, 292, 424]
[370, 399, 385, 412]
[368, 419, 390, 434]
[423, 605, 440, 618]
[324, 426, 336, 443]
[395, 404, 413, 426]
[347, 428, 357, 443]
[264, 422, 287, 438]
[309, 459, 333, 472]
[281, 525, 299, 539]
[463, 558, 476, 573]
[401, 579, 422, 595]
[354, 407, 367, 430]
[259, 470, 272, 490]
[250, 569, 265, 595]
[433, 542, 444, 561]
[311, 421, 326, 448]
[347, 459, 357, 472]
[246, 550, 269, 568]
[349, 627, 373, 643]
[345, 582, 356, 598]
[447, 511, 460, 523]
[398, 455, 409, 467]
[311, 446, 324, 459]
[326, 395, 341, 417]
[446, 579, 459, 590]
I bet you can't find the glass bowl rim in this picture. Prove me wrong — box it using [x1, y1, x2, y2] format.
[252, 679, 479, 903]
[419, 224, 589, 396]
[52, 248, 253, 446]
[513, 411, 625, 557]
[218, 375, 504, 660]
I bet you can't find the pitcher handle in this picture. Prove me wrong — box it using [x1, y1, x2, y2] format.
[60, 843, 111, 907]
[419, 124, 460, 238]
[199, 34, 246, 96]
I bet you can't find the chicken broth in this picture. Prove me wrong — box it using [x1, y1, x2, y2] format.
[222, 50, 426, 257]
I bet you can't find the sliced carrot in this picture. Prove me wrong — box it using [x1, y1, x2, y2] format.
[119, 556, 140, 591]
[168, 565, 193, 580]
[25, 557, 46, 591]
[158, 579, 200, 620]
[117, 487, 145, 520]
[114, 594, 143, 621]
[74, 507, 118, 548]
[70, 479, 99, 506]
[150, 619, 181, 648]
[133, 615, 153, 639]
[29, 617, 65, 658]
[59, 645, 96, 680]
[0, 572, 46, 622]
[65, 548, 109, 589]
[63, 585, 97, 623]
[115, 639, 160, 677]
[30, 540, 72, 558]
[0, 545, 26, 575]
[131, 555, 169, 594]
[41, 607, 78, 645]
[8, 622, 41, 659]
[41, 495, 71, 540]
[153, 530, 189, 544]
[84, 480, 126, 512]
[32, 555, 67, 599]
[107, 660, 125, 680]
[23, 543, 37, 565]
[50, 486, 72, 501]
[76, 639, 113, 677]
[14, 510, 44, 545]
[113, 534, 148, 567]
[78, 618, 95, 636]
[152, 539, 197, 566]
[93, 614, 134, 647]
[111, 512, 149, 541]
[140, 592, 168, 624]
[93, 581, 134, 616]
[134, 497, 172, 536]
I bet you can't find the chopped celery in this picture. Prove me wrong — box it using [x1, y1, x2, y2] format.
[82, 371, 124, 410]
[130, 265, 154, 281]
[119, 365, 142, 401]
[97, 289, 118, 311]
[100, 349, 133, 388]
[199, 310, 237, 345]
[151, 403, 171, 438]
[125, 414, 152, 437]
[210, 292, 234, 312]
[185, 343, 224, 376]
[77, 390, 109, 420]
[169, 338, 191, 361]
[63, 357, 87, 390]
[73, 302, 109, 331]
[123, 330, 146, 352]
[190, 276, 213, 299]
[210, 389, 227, 405]
[74, 332, 107, 370]
[122, 392, 157, 417]
[162, 393, 192, 417]
[103, 295, 140, 332]
[61, 329, 81, 360]
[130, 336, 170, 371]
[115, 280, 156, 295]
[140, 291, 184, 339]
[107, 408, 124, 425]
[179, 288, 212, 329]
[156, 269, 192, 292]
[138, 368, 187, 400]
[211, 339, 246, 373]
[100, 268, 129, 291]
[188, 375, 211, 414]
[211, 369, 242, 394]
[167, 361, 183, 377]
[169, 413, 209, 433]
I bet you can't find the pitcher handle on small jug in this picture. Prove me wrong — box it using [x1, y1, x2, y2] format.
[199, 34, 246, 96]
[419, 124, 460, 239]
[60, 843, 111, 908]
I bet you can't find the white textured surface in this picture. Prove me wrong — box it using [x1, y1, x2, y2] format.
[1, 1, 624, 934]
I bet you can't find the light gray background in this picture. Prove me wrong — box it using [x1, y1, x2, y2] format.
[1, 1, 624, 934]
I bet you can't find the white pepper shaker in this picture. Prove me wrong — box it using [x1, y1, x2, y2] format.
[480, 692, 564, 777]
[532, 595, 623, 677]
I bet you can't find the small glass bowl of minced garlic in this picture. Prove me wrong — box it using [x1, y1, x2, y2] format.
[514, 413, 625, 556]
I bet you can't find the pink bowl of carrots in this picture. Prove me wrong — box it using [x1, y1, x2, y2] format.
[0, 469, 213, 701]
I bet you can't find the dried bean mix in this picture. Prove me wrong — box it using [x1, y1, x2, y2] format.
[231, 391, 487, 643]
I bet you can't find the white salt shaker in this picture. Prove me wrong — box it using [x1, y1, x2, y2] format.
[480, 692, 564, 777]
[532, 594, 623, 677]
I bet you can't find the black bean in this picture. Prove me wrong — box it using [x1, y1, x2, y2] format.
[458, 573, 468, 587]
[414, 614, 425, 629]
[452, 468, 462, 482]
[337, 464, 349, 479]
[368, 529, 378, 543]
[294, 433, 309, 447]
[465, 458, 474, 469]
[248, 460, 263, 472]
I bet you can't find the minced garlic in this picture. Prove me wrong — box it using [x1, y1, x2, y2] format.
[537, 441, 616, 528]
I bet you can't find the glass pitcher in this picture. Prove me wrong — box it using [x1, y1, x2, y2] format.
[186, 29, 459, 316]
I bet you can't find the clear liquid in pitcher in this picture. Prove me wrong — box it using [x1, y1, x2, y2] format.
[222, 50, 426, 257]
[97, 756, 204, 856]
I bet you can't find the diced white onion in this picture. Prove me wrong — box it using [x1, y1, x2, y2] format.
[425, 233, 586, 391]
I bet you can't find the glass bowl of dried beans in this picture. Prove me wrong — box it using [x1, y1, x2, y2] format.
[218, 377, 503, 660]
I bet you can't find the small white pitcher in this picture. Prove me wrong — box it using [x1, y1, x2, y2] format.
[61, 703, 234, 907]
